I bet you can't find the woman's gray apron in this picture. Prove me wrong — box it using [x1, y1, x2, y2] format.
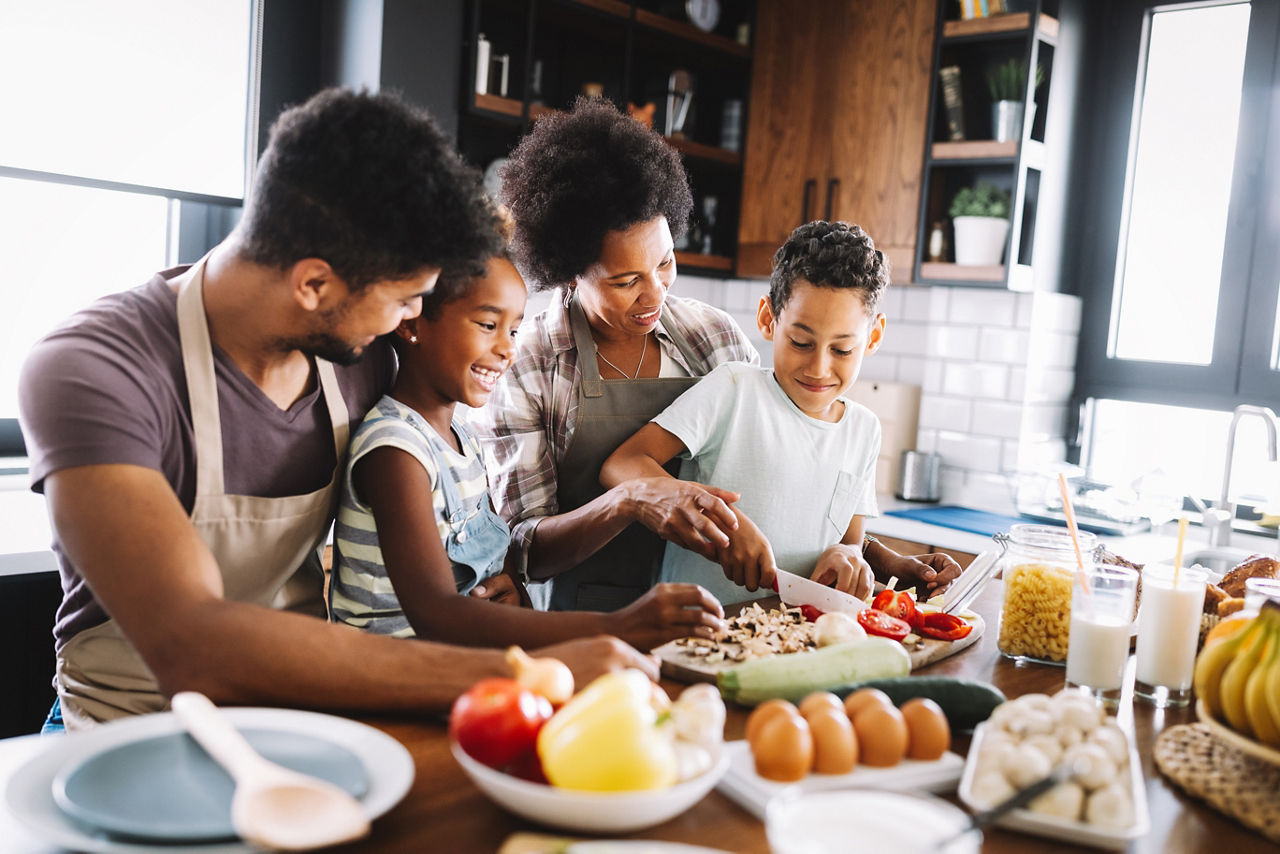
[533, 294, 702, 612]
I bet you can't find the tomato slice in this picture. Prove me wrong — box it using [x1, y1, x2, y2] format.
[871, 589, 921, 628]
[856, 608, 912, 642]
[917, 611, 974, 642]
[799, 604, 825, 622]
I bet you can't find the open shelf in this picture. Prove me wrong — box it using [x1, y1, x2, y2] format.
[942, 12, 1059, 41]
[558, 0, 630, 19]
[675, 251, 734, 272]
[474, 93, 523, 118]
[931, 140, 1019, 160]
[663, 136, 743, 166]
[919, 262, 1033, 289]
[634, 9, 751, 57]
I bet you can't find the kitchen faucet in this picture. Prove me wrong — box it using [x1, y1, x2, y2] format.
[1194, 405, 1279, 547]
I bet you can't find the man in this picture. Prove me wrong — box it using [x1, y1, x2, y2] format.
[18, 88, 652, 731]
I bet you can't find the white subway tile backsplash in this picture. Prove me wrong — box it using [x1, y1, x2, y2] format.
[1022, 403, 1069, 441]
[1016, 292, 1035, 329]
[1001, 440, 1021, 473]
[1025, 367, 1075, 403]
[919, 395, 973, 432]
[935, 430, 1003, 473]
[946, 289, 1017, 326]
[942, 362, 1009, 399]
[677, 274, 716, 304]
[927, 325, 980, 359]
[971, 400, 1025, 440]
[902, 286, 949, 323]
[923, 361, 944, 394]
[1030, 292, 1083, 334]
[1028, 332, 1079, 369]
[978, 328, 1030, 364]
[916, 428, 939, 453]
[1014, 438, 1069, 472]
[858, 354, 899, 382]
[1006, 367, 1028, 401]
[880, 287, 905, 321]
[938, 467, 968, 502]
[879, 321, 931, 357]
[896, 356, 927, 386]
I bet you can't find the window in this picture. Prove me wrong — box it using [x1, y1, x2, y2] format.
[1073, 0, 1280, 506]
[0, 0, 258, 454]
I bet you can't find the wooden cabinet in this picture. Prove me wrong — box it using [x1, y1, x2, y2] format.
[913, 0, 1081, 291]
[455, 0, 756, 275]
[736, 0, 935, 280]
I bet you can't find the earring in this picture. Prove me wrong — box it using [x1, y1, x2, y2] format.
[409, 335, 419, 344]
[563, 286, 575, 309]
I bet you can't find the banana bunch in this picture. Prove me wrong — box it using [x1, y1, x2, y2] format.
[1193, 600, 1280, 748]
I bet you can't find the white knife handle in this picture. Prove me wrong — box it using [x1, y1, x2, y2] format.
[171, 691, 269, 782]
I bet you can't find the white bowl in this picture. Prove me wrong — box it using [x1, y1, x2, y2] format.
[451, 742, 729, 833]
[765, 789, 979, 854]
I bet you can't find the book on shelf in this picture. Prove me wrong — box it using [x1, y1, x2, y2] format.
[939, 66, 965, 141]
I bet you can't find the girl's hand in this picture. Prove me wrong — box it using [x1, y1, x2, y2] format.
[470, 572, 524, 606]
[812, 544, 875, 599]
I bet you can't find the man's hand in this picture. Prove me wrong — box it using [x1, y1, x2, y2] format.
[613, 583, 726, 651]
[469, 572, 523, 607]
[812, 543, 875, 599]
[533, 635, 660, 686]
[712, 509, 777, 592]
[625, 478, 740, 560]
[896, 552, 964, 599]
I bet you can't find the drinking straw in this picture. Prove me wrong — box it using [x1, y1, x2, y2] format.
[1173, 515, 1189, 586]
[1057, 473, 1093, 605]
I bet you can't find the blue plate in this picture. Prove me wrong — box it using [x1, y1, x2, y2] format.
[51, 729, 368, 842]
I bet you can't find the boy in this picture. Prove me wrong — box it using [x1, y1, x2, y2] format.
[601, 221, 960, 605]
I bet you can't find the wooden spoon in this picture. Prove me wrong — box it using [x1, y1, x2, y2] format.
[170, 692, 371, 851]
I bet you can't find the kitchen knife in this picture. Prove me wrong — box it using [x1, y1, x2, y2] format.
[940, 549, 1000, 615]
[774, 568, 868, 618]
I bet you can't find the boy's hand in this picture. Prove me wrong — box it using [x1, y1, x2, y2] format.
[713, 510, 778, 593]
[812, 544, 875, 599]
[625, 478, 741, 559]
[469, 572, 523, 607]
[613, 583, 726, 651]
[894, 552, 964, 599]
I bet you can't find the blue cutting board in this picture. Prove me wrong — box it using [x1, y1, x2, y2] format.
[884, 505, 1029, 538]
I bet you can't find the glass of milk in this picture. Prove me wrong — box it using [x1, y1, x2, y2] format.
[1134, 563, 1208, 707]
[1065, 562, 1139, 707]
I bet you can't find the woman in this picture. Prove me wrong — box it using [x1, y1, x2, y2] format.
[472, 98, 759, 612]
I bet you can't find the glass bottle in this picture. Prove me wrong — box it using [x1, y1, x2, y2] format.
[996, 524, 1098, 665]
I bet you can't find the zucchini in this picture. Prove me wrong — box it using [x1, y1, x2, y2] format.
[832, 676, 1005, 731]
[717, 637, 910, 706]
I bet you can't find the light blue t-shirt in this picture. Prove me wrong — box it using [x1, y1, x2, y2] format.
[654, 362, 880, 605]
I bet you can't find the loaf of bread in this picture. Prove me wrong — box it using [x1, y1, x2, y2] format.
[1220, 554, 1280, 598]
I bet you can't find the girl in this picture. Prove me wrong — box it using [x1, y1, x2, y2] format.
[330, 246, 725, 651]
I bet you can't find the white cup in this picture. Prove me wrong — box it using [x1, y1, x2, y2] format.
[1134, 563, 1207, 707]
[1065, 563, 1139, 707]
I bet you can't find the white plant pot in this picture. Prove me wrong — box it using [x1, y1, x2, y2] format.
[952, 216, 1010, 266]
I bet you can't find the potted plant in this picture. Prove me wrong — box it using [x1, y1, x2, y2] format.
[949, 183, 1011, 266]
[986, 58, 1044, 142]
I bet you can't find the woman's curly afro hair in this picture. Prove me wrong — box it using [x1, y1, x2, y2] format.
[500, 97, 693, 291]
[769, 221, 890, 315]
[239, 87, 502, 290]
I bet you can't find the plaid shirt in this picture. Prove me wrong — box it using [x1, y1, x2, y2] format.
[469, 289, 760, 570]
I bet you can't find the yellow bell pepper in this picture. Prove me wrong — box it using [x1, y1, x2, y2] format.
[536, 669, 677, 791]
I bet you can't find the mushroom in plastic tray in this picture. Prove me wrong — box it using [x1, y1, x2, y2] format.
[957, 691, 1150, 850]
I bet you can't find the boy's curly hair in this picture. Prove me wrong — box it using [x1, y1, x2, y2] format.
[238, 88, 502, 290]
[768, 221, 890, 315]
[500, 97, 693, 291]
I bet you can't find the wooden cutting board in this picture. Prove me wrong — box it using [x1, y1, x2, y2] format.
[653, 613, 985, 685]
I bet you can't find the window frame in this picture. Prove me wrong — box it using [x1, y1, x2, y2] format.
[1072, 0, 1280, 415]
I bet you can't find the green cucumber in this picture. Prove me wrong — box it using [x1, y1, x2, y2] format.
[717, 637, 911, 706]
[833, 676, 1005, 731]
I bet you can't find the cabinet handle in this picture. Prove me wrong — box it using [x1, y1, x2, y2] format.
[824, 178, 840, 221]
[801, 179, 816, 226]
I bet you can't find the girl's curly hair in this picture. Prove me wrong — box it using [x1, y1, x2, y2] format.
[769, 221, 890, 315]
[500, 98, 693, 291]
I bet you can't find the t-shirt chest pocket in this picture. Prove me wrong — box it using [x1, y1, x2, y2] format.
[826, 469, 863, 535]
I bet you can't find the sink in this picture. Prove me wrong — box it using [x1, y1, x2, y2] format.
[1171, 547, 1258, 579]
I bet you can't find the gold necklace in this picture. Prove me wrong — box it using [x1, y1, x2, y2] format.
[595, 333, 648, 380]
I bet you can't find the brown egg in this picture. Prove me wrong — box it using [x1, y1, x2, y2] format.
[853, 703, 909, 767]
[901, 697, 951, 760]
[842, 687, 893, 722]
[746, 699, 801, 747]
[798, 692, 845, 719]
[752, 713, 814, 782]
[803, 706, 858, 774]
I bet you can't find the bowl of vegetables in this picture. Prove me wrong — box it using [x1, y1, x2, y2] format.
[449, 649, 729, 833]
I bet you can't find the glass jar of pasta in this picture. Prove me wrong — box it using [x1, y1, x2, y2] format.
[997, 524, 1097, 665]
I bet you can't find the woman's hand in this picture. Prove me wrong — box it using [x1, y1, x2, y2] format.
[612, 582, 727, 651]
[623, 478, 740, 560]
[812, 544, 875, 599]
[469, 572, 524, 607]
[712, 510, 777, 593]
[533, 635, 660, 684]
[892, 552, 964, 599]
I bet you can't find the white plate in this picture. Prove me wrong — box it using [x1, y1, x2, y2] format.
[957, 722, 1149, 850]
[715, 739, 964, 820]
[1196, 699, 1280, 766]
[4, 708, 414, 853]
[452, 741, 727, 834]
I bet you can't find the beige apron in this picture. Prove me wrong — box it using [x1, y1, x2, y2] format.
[55, 256, 350, 729]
